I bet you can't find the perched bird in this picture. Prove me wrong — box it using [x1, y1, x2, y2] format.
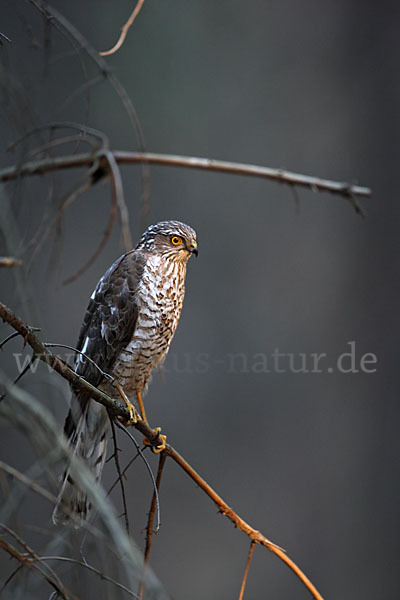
[53, 220, 198, 524]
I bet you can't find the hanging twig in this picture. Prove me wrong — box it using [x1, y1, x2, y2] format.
[138, 452, 167, 600]
[238, 541, 255, 600]
[107, 452, 141, 496]
[109, 417, 131, 534]
[114, 420, 161, 531]
[99, 0, 145, 57]
[103, 150, 133, 250]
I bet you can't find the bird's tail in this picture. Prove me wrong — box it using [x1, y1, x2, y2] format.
[52, 397, 109, 526]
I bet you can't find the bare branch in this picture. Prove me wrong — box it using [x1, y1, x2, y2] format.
[0, 532, 75, 600]
[238, 542, 255, 600]
[109, 417, 130, 534]
[28, 0, 151, 218]
[99, 0, 145, 57]
[0, 301, 324, 599]
[139, 452, 167, 600]
[0, 150, 371, 206]
[103, 150, 133, 250]
[39, 556, 139, 598]
[113, 419, 161, 521]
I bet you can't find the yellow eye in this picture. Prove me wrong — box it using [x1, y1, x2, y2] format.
[170, 235, 182, 246]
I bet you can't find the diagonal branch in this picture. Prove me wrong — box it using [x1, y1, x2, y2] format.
[0, 534, 75, 600]
[0, 301, 323, 599]
[0, 150, 371, 207]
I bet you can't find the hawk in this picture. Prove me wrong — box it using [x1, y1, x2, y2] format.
[53, 220, 198, 524]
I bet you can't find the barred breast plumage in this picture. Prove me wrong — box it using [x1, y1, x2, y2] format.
[109, 254, 187, 397]
[53, 220, 197, 525]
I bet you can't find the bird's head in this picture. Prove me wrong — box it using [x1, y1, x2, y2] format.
[136, 220, 198, 262]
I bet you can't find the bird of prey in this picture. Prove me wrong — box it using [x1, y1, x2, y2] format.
[53, 220, 198, 524]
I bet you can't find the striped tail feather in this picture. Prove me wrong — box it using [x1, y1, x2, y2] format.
[52, 397, 109, 525]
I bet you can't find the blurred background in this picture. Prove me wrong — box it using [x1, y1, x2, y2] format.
[0, 1, 399, 598]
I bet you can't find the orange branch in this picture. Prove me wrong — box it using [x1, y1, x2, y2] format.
[238, 542, 255, 600]
[0, 301, 324, 600]
[99, 0, 145, 56]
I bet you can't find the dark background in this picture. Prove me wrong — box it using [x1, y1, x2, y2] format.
[1, 1, 399, 598]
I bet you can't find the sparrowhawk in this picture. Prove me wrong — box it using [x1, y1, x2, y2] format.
[53, 220, 198, 524]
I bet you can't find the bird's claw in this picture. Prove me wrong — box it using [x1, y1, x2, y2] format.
[119, 401, 141, 426]
[143, 427, 167, 453]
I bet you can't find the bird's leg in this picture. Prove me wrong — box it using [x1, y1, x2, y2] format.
[136, 390, 148, 424]
[137, 391, 167, 453]
[114, 381, 141, 426]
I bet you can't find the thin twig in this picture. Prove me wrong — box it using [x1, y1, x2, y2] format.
[113, 420, 161, 530]
[0, 150, 371, 204]
[139, 452, 167, 600]
[8, 121, 109, 152]
[103, 150, 132, 250]
[99, 0, 145, 57]
[0, 563, 24, 594]
[238, 542, 255, 600]
[39, 556, 139, 598]
[62, 187, 117, 284]
[0, 302, 324, 599]
[28, 176, 95, 274]
[12, 353, 38, 386]
[107, 451, 141, 496]
[0, 534, 75, 600]
[109, 417, 130, 534]
[0, 331, 21, 350]
[44, 342, 114, 381]
[29, 0, 151, 219]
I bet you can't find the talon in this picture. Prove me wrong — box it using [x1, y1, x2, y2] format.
[119, 401, 141, 426]
[114, 381, 141, 426]
[143, 427, 167, 453]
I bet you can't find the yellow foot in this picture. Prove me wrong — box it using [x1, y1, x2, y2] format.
[114, 382, 141, 426]
[119, 401, 141, 426]
[143, 427, 167, 453]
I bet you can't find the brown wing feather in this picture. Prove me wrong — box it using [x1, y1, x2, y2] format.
[64, 249, 145, 438]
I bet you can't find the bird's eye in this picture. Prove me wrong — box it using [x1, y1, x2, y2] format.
[170, 235, 182, 246]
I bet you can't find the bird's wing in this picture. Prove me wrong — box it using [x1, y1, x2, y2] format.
[56, 250, 145, 523]
[74, 249, 145, 387]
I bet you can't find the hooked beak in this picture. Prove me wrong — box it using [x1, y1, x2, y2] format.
[190, 242, 198, 257]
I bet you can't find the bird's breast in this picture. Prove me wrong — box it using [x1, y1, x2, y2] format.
[111, 256, 187, 394]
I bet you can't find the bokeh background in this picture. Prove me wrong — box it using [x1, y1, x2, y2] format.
[1, 1, 399, 598]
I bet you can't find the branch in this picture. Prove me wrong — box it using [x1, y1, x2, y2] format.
[139, 453, 167, 600]
[39, 556, 138, 598]
[0, 301, 324, 599]
[0, 532, 75, 600]
[0, 151, 370, 206]
[238, 542, 255, 600]
[99, 0, 145, 57]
